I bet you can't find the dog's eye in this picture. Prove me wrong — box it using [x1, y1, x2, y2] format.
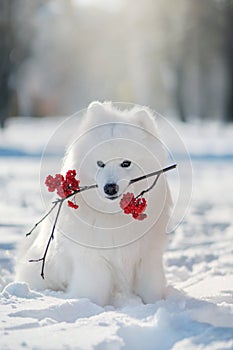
[120, 160, 131, 168]
[97, 160, 105, 168]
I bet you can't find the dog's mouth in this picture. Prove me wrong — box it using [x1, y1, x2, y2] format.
[105, 195, 119, 201]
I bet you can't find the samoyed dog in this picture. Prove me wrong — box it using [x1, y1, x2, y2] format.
[16, 101, 172, 306]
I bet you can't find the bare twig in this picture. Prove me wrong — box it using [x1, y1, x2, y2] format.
[27, 165, 176, 279]
[27, 184, 98, 237]
[136, 173, 161, 198]
[52, 184, 98, 204]
[129, 164, 176, 185]
[27, 184, 97, 279]
[26, 202, 58, 236]
[29, 200, 63, 279]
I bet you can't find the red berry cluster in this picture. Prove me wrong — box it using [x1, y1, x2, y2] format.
[120, 192, 147, 220]
[45, 170, 80, 209]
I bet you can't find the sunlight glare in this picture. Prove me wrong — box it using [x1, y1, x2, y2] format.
[72, 0, 123, 11]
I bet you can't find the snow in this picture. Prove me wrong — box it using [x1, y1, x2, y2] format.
[0, 116, 233, 350]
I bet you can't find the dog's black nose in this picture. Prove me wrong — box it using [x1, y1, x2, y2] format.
[104, 183, 119, 196]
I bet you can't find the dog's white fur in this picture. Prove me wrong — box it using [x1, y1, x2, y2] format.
[16, 102, 172, 306]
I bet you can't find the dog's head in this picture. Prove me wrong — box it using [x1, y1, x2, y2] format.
[63, 102, 166, 202]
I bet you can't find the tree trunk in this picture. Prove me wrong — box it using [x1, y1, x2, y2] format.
[0, 0, 14, 128]
[224, 1, 233, 122]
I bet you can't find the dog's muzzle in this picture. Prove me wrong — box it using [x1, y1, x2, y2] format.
[104, 183, 119, 199]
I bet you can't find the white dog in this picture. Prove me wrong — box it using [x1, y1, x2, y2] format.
[16, 102, 172, 306]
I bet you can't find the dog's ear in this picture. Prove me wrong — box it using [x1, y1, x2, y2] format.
[88, 101, 104, 115]
[132, 108, 157, 132]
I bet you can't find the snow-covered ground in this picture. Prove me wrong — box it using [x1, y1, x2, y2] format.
[0, 116, 233, 350]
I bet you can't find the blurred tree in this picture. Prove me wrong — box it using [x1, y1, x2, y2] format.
[178, 0, 228, 121]
[0, 0, 38, 126]
[0, 0, 232, 122]
[224, 0, 233, 121]
[0, 0, 14, 128]
[127, 0, 231, 122]
[16, 0, 130, 115]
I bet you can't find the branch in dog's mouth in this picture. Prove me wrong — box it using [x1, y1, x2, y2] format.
[105, 164, 177, 200]
[27, 164, 176, 279]
[75, 164, 177, 200]
[129, 164, 177, 185]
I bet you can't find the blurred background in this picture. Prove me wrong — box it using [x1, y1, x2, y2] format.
[0, 0, 233, 127]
